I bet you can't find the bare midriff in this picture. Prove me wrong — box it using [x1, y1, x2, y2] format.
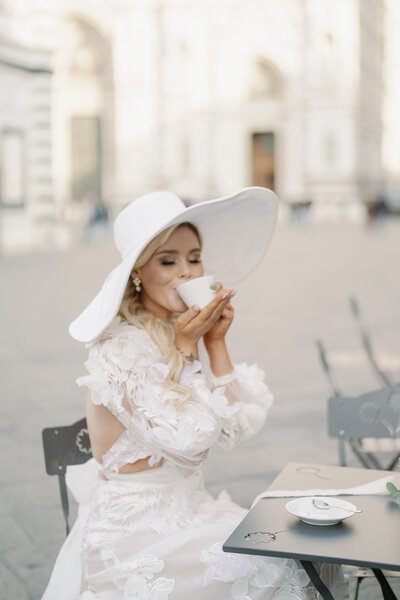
[86, 393, 163, 480]
[99, 457, 164, 480]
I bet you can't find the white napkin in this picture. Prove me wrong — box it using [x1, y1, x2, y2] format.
[251, 475, 394, 508]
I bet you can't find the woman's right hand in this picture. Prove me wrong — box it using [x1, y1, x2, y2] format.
[174, 289, 234, 359]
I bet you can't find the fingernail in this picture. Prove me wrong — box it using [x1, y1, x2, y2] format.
[221, 293, 228, 299]
[193, 304, 200, 312]
[230, 291, 236, 297]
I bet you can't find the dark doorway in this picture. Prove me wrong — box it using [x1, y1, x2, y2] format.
[251, 132, 275, 190]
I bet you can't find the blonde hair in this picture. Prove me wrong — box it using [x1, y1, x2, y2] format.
[118, 222, 202, 403]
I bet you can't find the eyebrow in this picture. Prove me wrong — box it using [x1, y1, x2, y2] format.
[155, 248, 201, 255]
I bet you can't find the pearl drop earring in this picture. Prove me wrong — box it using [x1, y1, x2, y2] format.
[133, 277, 142, 292]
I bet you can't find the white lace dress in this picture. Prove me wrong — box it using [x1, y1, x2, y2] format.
[42, 318, 346, 600]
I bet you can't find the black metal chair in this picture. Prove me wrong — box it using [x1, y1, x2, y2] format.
[42, 417, 92, 536]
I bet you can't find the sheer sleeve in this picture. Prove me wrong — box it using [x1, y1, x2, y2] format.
[76, 320, 272, 468]
[203, 363, 274, 450]
[76, 324, 221, 469]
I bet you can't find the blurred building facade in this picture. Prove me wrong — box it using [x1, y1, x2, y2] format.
[0, 0, 399, 253]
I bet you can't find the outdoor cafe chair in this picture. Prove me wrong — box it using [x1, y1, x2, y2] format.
[316, 297, 400, 470]
[42, 417, 92, 536]
[316, 338, 400, 470]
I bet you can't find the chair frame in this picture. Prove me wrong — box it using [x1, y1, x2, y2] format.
[349, 297, 398, 388]
[316, 303, 400, 599]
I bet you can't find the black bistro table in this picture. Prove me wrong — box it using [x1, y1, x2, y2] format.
[223, 462, 400, 599]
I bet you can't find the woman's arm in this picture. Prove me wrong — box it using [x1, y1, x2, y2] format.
[204, 338, 233, 377]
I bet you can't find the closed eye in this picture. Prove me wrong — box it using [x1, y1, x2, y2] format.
[161, 258, 201, 266]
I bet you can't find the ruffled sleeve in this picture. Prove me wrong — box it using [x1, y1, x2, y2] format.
[76, 321, 221, 469]
[202, 363, 273, 450]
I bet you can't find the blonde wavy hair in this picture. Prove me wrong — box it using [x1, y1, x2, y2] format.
[118, 222, 203, 402]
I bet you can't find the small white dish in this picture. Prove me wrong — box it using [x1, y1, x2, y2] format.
[285, 496, 358, 526]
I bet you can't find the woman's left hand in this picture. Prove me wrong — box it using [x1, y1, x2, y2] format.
[203, 283, 235, 345]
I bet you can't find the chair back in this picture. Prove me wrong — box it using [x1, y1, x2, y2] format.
[328, 387, 400, 440]
[42, 417, 92, 535]
[328, 387, 400, 469]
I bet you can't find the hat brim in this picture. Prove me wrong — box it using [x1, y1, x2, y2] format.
[69, 186, 278, 343]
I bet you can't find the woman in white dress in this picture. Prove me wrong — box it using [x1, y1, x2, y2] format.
[43, 188, 346, 600]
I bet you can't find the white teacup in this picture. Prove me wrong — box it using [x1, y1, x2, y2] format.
[176, 275, 216, 309]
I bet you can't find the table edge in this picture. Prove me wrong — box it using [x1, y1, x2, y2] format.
[222, 543, 400, 572]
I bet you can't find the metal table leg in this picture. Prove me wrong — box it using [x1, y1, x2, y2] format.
[300, 561, 335, 600]
[372, 569, 398, 600]
[300, 562, 398, 600]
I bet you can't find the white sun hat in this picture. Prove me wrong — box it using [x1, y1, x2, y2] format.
[69, 186, 278, 343]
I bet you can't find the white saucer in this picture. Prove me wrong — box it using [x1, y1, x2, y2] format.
[285, 496, 358, 526]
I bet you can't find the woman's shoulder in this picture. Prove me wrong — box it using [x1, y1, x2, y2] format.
[88, 317, 161, 365]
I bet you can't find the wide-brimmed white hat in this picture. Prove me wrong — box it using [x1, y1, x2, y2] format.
[69, 186, 278, 343]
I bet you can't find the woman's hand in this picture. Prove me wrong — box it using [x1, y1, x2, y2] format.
[203, 283, 235, 346]
[174, 285, 235, 361]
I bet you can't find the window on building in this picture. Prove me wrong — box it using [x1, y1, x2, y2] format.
[70, 116, 102, 203]
[0, 128, 25, 208]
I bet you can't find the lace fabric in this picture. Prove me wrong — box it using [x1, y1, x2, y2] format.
[77, 317, 273, 475]
[42, 318, 348, 600]
[75, 462, 346, 600]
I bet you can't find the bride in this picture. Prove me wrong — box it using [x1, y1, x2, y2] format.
[42, 188, 346, 599]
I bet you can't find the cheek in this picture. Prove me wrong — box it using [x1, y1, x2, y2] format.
[141, 266, 173, 295]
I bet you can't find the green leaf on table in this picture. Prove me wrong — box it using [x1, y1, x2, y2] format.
[386, 482, 400, 505]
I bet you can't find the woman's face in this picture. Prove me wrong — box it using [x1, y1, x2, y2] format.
[133, 225, 203, 320]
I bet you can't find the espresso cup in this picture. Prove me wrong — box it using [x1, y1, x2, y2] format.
[176, 275, 216, 309]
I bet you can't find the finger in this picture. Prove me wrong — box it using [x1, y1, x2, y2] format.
[196, 287, 235, 323]
[223, 304, 234, 315]
[176, 304, 201, 328]
[213, 289, 235, 310]
[208, 295, 234, 322]
[198, 290, 228, 319]
[215, 282, 223, 292]
[212, 288, 235, 311]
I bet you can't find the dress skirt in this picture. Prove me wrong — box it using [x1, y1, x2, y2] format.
[42, 459, 347, 600]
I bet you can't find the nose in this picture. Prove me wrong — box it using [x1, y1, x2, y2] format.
[178, 259, 192, 279]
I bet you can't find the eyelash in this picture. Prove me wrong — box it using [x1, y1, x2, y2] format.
[161, 259, 201, 266]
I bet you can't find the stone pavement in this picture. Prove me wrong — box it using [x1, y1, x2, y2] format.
[1, 219, 400, 599]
